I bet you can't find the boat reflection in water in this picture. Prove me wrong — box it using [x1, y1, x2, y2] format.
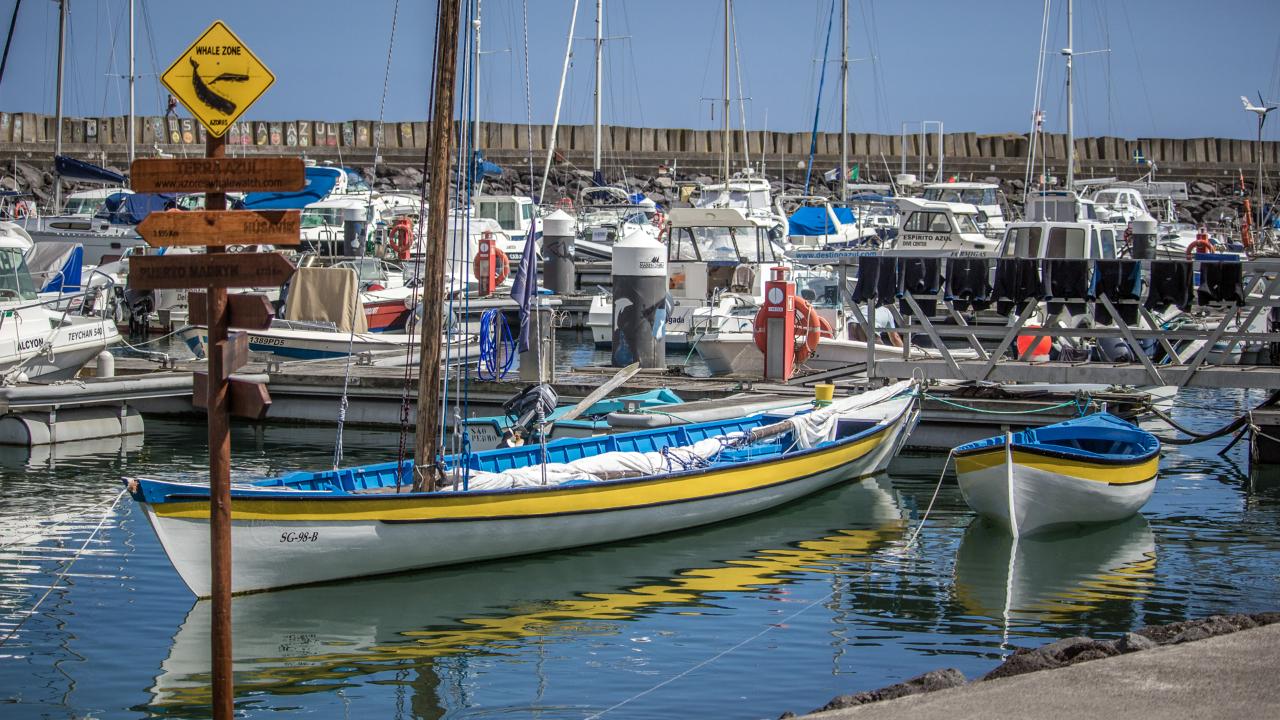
[146, 477, 906, 713]
[952, 515, 1157, 635]
[0, 433, 143, 470]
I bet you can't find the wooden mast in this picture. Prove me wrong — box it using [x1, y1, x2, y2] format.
[413, 0, 463, 492]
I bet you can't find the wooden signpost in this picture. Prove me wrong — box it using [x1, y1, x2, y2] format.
[131, 157, 304, 194]
[136, 210, 301, 248]
[129, 252, 296, 289]
[137, 19, 292, 720]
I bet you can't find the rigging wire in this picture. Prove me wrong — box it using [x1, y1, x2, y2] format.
[538, 0, 584, 201]
[803, 0, 837, 195]
[332, 0, 400, 470]
[1024, 0, 1052, 208]
[730, 5, 750, 170]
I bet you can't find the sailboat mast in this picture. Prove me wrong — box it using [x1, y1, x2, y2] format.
[53, 0, 66, 211]
[1065, 0, 1074, 190]
[472, 0, 481, 170]
[593, 0, 602, 181]
[413, 0, 463, 492]
[722, 0, 730, 184]
[128, 0, 135, 167]
[839, 0, 848, 202]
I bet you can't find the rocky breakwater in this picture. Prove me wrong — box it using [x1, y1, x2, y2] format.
[779, 612, 1280, 717]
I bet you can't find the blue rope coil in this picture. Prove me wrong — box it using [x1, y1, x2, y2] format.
[477, 308, 517, 381]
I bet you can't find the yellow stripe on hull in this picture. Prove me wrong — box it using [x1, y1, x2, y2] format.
[152, 426, 889, 523]
[955, 447, 1157, 486]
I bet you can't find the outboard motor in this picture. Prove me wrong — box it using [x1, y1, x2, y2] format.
[501, 384, 559, 445]
[124, 287, 154, 338]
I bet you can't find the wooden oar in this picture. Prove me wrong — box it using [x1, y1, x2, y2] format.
[554, 362, 641, 424]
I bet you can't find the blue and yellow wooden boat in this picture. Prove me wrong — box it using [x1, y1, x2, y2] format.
[954, 413, 1160, 537]
[126, 381, 918, 596]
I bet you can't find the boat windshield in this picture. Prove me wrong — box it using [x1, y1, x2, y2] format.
[335, 258, 388, 284]
[0, 248, 38, 301]
[62, 197, 104, 216]
[923, 187, 997, 205]
[477, 200, 520, 231]
[301, 208, 344, 228]
[669, 227, 773, 262]
[954, 214, 981, 234]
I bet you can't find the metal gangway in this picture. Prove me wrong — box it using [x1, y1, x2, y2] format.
[789, 249, 1280, 390]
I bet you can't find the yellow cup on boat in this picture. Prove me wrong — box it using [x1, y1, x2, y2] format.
[814, 383, 835, 406]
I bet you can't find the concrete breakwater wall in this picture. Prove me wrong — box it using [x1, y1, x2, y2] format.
[3, 111, 1278, 179]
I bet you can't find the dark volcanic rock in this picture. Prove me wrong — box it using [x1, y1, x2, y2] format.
[982, 636, 1118, 681]
[812, 669, 967, 713]
[1135, 613, 1263, 645]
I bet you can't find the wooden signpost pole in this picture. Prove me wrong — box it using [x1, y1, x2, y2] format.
[204, 131, 233, 720]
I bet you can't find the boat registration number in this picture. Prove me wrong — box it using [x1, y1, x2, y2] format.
[280, 531, 319, 543]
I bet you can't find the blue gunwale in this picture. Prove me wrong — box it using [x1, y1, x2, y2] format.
[953, 412, 1160, 467]
[127, 407, 897, 506]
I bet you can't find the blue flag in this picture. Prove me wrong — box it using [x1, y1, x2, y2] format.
[510, 217, 539, 352]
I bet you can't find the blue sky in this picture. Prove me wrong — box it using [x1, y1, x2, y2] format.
[2, 0, 1279, 140]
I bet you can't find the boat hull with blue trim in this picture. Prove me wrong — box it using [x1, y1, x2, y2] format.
[954, 413, 1160, 537]
[125, 382, 918, 596]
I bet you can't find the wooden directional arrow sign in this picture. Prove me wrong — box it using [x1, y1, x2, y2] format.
[131, 157, 304, 194]
[128, 253, 295, 290]
[138, 210, 301, 247]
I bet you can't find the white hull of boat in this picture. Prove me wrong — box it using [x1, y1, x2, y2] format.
[694, 331, 967, 377]
[956, 457, 1156, 537]
[0, 316, 120, 381]
[178, 325, 478, 364]
[140, 397, 916, 596]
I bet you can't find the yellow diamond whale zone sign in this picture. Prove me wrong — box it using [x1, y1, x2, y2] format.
[160, 20, 274, 138]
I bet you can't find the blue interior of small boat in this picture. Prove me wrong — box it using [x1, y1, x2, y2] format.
[954, 412, 1158, 460]
[237, 410, 883, 495]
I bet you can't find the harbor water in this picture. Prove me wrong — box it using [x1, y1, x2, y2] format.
[1, 384, 1278, 719]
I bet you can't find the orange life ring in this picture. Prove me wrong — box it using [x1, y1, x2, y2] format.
[12, 202, 28, 219]
[1185, 232, 1215, 258]
[752, 297, 834, 364]
[388, 218, 414, 259]
[472, 245, 510, 286]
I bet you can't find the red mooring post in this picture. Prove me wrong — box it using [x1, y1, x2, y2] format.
[762, 266, 796, 381]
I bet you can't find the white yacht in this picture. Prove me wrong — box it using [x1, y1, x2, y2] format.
[0, 222, 121, 380]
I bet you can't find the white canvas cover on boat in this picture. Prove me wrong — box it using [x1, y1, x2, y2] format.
[284, 266, 368, 333]
[453, 381, 914, 491]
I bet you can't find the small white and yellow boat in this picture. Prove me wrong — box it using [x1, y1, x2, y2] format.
[126, 381, 918, 597]
[954, 413, 1160, 537]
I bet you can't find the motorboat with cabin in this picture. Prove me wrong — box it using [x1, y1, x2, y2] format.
[921, 181, 1011, 234]
[0, 222, 121, 380]
[587, 207, 786, 349]
[888, 198, 999, 255]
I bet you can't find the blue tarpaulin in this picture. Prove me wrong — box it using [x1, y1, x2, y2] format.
[54, 155, 126, 185]
[26, 242, 83, 293]
[100, 192, 177, 224]
[788, 206, 855, 236]
[243, 167, 342, 209]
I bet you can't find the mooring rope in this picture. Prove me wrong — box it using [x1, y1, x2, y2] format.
[922, 392, 1085, 416]
[1145, 389, 1280, 446]
[0, 488, 126, 648]
[584, 445, 952, 719]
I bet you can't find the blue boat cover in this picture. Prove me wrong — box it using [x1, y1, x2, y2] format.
[243, 167, 342, 209]
[110, 193, 179, 224]
[954, 412, 1159, 460]
[54, 155, 126, 185]
[788, 206, 856, 236]
[26, 242, 83, 293]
